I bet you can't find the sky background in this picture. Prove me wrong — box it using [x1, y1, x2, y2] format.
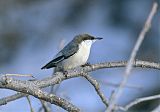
[0, 0, 159, 112]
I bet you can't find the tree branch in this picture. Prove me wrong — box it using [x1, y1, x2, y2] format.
[26, 96, 34, 112]
[0, 92, 27, 105]
[106, 2, 158, 111]
[39, 100, 51, 112]
[35, 60, 160, 89]
[0, 60, 159, 111]
[81, 73, 109, 107]
[117, 94, 160, 111]
[0, 76, 80, 112]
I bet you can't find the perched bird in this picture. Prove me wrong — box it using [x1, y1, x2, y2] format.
[41, 34, 102, 72]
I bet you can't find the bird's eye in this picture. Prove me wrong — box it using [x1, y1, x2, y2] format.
[90, 36, 94, 40]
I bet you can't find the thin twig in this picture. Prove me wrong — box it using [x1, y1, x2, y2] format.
[39, 100, 51, 112]
[81, 73, 109, 107]
[0, 92, 27, 105]
[106, 2, 158, 111]
[98, 79, 142, 90]
[26, 96, 34, 112]
[1, 74, 35, 78]
[117, 94, 160, 111]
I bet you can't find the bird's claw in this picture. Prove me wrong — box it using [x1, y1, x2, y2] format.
[63, 71, 68, 78]
[81, 62, 91, 67]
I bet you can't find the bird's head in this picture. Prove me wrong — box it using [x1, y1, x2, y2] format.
[74, 34, 103, 45]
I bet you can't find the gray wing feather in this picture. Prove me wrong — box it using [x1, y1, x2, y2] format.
[41, 40, 79, 69]
[61, 41, 79, 58]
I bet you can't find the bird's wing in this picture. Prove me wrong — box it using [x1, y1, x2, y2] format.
[41, 41, 79, 69]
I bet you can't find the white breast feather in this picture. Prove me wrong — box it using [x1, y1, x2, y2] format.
[59, 40, 93, 70]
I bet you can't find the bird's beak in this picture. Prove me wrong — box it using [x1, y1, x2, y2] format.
[94, 37, 103, 40]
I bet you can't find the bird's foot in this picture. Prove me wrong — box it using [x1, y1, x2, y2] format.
[81, 62, 91, 67]
[63, 70, 68, 78]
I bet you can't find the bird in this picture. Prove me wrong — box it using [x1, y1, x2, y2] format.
[41, 34, 103, 72]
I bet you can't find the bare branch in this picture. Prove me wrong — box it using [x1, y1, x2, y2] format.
[1, 74, 34, 78]
[81, 73, 108, 107]
[0, 92, 27, 105]
[0, 60, 159, 111]
[26, 96, 34, 112]
[117, 94, 160, 111]
[39, 100, 51, 112]
[31, 60, 160, 91]
[106, 2, 158, 111]
[0, 76, 80, 112]
[98, 79, 142, 90]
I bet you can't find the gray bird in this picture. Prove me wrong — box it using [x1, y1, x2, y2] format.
[41, 34, 102, 72]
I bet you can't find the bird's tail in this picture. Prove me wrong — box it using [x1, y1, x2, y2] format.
[41, 56, 64, 69]
[41, 61, 56, 69]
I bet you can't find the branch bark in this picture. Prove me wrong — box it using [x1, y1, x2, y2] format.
[0, 76, 80, 112]
[0, 60, 160, 111]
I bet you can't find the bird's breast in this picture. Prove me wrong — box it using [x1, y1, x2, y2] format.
[59, 41, 92, 70]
